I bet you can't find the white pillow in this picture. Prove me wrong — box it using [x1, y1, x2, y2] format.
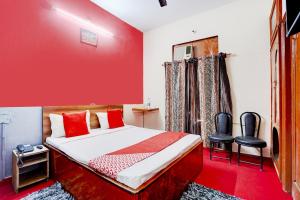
[49, 110, 91, 138]
[96, 112, 109, 130]
[85, 110, 91, 132]
[49, 114, 65, 138]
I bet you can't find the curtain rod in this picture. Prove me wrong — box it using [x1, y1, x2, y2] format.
[162, 52, 232, 67]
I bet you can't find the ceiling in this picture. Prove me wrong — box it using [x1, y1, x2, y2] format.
[91, 0, 237, 32]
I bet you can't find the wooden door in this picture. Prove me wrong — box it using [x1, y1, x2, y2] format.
[280, 19, 292, 192]
[271, 30, 280, 126]
[292, 33, 300, 199]
[270, 28, 281, 174]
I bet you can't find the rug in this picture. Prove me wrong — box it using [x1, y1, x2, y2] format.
[180, 183, 240, 200]
[21, 182, 74, 200]
[21, 182, 239, 200]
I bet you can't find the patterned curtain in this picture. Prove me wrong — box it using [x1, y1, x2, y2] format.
[165, 61, 186, 132]
[185, 59, 201, 135]
[165, 55, 228, 147]
[219, 53, 233, 114]
[198, 56, 220, 146]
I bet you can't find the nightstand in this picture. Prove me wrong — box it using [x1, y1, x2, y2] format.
[12, 145, 49, 193]
[132, 107, 159, 127]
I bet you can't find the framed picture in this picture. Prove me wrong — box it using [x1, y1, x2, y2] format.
[80, 28, 98, 47]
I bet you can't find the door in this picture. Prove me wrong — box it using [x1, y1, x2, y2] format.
[270, 28, 281, 173]
[292, 33, 300, 199]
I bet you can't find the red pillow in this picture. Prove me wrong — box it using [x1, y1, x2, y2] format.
[63, 112, 89, 137]
[107, 110, 124, 128]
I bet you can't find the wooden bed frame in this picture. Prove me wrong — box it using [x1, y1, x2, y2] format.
[42, 105, 203, 200]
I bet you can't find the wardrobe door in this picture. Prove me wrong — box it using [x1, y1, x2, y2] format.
[280, 19, 292, 192]
[292, 33, 300, 199]
[270, 29, 281, 174]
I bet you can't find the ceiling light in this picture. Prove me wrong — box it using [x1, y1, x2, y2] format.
[55, 7, 114, 37]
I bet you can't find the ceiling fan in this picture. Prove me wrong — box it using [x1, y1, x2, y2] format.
[159, 0, 167, 7]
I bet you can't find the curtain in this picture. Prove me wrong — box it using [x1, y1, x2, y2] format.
[165, 61, 186, 132]
[185, 59, 201, 135]
[164, 53, 231, 147]
[198, 56, 220, 146]
[219, 53, 233, 114]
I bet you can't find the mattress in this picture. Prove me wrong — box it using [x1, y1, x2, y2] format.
[46, 125, 201, 189]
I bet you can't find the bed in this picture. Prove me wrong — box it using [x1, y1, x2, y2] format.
[43, 105, 203, 200]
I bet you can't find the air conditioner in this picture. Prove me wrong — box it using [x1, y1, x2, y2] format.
[183, 45, 194, 59]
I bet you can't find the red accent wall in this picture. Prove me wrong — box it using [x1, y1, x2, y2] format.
[0, 0, 143, 106]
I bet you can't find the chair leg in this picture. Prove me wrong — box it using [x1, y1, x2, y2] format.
[260, 147, 263, 171]
[237, 144, 241, 165]
[229, 144, 232, 163]
[210, 141, 213, 160]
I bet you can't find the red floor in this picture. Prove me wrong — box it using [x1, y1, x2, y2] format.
[0, 179, 54, 200]
[195, 149, 292, 200]
[0, 149, 292, 200]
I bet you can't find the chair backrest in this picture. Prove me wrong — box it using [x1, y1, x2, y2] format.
[215, 112, 232, 135]
[240, 112, 261, 138]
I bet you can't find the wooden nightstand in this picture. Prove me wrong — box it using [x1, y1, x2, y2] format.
[132, 107, 159, 127]
[12, 145, 49, 193]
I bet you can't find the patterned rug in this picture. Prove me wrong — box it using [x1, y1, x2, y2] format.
[21, 182, 239, 200]
[181, 183, 240, 200]
[21, 182, 74, 200]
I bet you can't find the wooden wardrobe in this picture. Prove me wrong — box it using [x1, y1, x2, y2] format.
[269, 0, 300, 198]
[291, 31, 300, 200]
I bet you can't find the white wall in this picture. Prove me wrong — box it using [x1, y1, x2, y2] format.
[143, 0, 273, 156]
[0, 107, 42, 179]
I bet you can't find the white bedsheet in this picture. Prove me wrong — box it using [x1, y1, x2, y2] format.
[46, 125, 201, 189]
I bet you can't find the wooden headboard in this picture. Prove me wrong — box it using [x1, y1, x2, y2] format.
[42, 105, 123, 143]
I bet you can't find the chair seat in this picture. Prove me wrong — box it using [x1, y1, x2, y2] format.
[235, 136, 267, 148]
[209, 133, 234, 143]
